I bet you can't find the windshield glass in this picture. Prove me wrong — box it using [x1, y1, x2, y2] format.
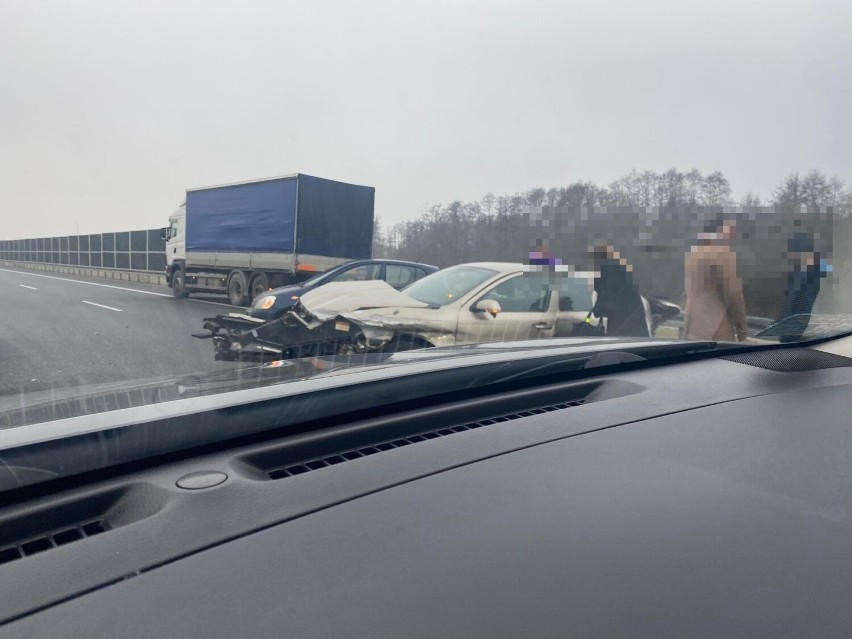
[0, 1, 848, 444]
[300, 266, 344, 288]
[403, 266, 498, 306]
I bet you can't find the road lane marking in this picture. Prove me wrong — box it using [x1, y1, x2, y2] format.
[0, 268, 171, 297]
[82, 300, 123, 312]
[18, 284, 38, 290]
[0, 267, 242, 309]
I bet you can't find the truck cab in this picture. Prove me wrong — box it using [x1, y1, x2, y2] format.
[163, 204, 188, 298]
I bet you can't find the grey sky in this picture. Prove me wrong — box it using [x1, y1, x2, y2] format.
[1, 0, 850, 239]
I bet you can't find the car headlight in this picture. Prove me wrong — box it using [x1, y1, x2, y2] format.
[254, 295, 277, 310]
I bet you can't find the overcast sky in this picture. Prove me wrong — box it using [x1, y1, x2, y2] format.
[1, 0, 850, 239]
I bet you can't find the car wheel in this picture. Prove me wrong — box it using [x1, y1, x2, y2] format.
[172, 266, 189, 299]
[249, 272, 270, 303]
[227, 271, 249, 306]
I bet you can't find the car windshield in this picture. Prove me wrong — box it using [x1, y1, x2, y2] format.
[403, 266, 498, 306]
[300, 264, 349, 287]
[0, 0, 849, 463]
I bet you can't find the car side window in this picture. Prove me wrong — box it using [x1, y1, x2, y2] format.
[333, 264, 382, 282]
[385, 265, 419, 289]
[558, 277, 594, 312]
[483, 275, 551, 313]
[414, 268, 429, 281]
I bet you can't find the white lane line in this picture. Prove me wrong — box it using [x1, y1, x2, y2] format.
[18, 284, 38, 290]
[0, 268, 171, 297]
[82, 300, 123, 312]
[0, 267, 242, 309]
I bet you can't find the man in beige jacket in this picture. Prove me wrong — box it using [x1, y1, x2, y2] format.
[684, 217, 748, 342]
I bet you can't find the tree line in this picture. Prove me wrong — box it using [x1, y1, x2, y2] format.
[373, 168, 852, 268]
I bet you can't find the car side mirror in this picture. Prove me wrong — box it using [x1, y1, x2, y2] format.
[473, 299, 501, 317]
[160, 227, 173, 240]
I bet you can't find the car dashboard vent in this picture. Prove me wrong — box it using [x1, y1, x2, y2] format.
[266, 398, 587, 480]
[0, 520, 109, 566]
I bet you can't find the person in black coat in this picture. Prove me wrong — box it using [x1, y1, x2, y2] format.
[590, 244, 650, 338]
[779, 233, 825, 343]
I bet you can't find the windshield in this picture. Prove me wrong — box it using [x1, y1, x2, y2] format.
[300, 265, 345, 288]
[0, 2, 849, 453]
[403, 266, 498, 306]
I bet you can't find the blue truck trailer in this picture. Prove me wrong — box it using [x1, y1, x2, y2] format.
[162, 174, 375, 305]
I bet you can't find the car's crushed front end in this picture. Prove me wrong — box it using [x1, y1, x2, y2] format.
[194, 280, 436, 360]
[194, 307, 370, 361]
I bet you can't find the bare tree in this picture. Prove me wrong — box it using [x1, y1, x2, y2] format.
[801, 169, 832, 205]
[683, 169, 703, 205]
[480, 192, 496, 217]
[773, 170, 848, 209]
[773, 173, 803, 204]
[371, 217, 386, 257]
[700, 171, 732, 206]
[740, 192, 762, 207]
[525, 187, 546, 206]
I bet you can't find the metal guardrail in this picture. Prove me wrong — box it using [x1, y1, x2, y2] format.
[0, 229, 165, 273]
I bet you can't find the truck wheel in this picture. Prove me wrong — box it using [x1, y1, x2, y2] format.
[172, 266, 189, 299]
[227, 271, 249, 306]
[249, 272, 270, 302]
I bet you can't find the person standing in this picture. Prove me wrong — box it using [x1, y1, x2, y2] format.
[684, 217, 748, 342]
[590, 244, 650, 337]
[778, 232, 826, 343]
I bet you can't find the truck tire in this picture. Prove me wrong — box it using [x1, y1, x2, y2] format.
[172, 266, 189, 299]
[227, 271, 249, 306]
[249, 272, 270, 303]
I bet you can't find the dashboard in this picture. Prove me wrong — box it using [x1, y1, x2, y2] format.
[2, 342, 852, 637]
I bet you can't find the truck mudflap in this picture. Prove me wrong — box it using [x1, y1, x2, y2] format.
[193, 311, 370, 361]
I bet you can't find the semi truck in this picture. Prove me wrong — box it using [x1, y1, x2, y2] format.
[162, 174, 375, 306]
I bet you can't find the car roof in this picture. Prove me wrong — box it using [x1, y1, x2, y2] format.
[347, 259, 438, 269]
[447, 262, 594, 279]
[450, 262, 524, 273]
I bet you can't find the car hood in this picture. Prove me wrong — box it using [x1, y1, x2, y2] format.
[299, 281, 429, 318]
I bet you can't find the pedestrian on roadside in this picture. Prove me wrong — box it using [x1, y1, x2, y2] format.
[590, 244, 650, 338]
[684, 216, 748, 342]
[529, 239, 557, 266]
[778, 232, 828, 343]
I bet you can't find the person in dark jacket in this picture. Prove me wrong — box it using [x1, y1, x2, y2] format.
[778, 233, 826, 343]
[590, 244, 650, 337]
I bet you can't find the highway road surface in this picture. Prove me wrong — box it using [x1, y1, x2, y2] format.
[0, 266, 245, 397]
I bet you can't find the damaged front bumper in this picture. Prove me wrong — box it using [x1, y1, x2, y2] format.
[193, 309, 375, 361]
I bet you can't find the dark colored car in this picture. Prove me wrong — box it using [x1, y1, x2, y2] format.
[246, 259, 439, 320]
